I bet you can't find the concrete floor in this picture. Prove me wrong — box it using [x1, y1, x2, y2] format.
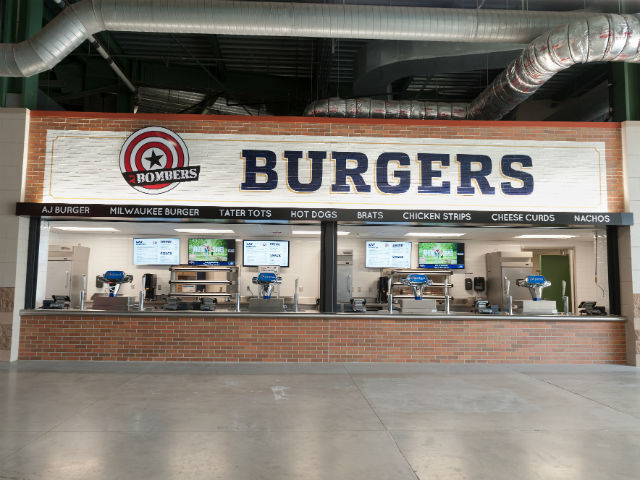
[0, 363, 639, 480]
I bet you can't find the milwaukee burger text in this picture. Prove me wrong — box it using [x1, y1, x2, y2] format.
[240, 150, 533, 195]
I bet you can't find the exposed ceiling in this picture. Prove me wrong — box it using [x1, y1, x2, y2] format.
[36, 0, 640, 120]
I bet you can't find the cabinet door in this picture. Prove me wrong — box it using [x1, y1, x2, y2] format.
[45, 260, 72, 298]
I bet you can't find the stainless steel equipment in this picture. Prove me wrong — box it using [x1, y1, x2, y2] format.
[504, 276, 513, 315]
[486, 252, 533, 309]
[384, 269, 452, 314]
[562, 280, 570, 315]
[45, 245, 90, 309]
[252, 272, 282, 299]
[401, 273, 433, 300]
[351, 298, 367, 312]
[96, 271, 133, 297]
[516, 275, 552, 301]
[336, 250, 353, 304]
[79, 274, 87, 310]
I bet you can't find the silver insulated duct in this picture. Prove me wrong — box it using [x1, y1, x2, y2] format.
[305, 14, 640, 120]
[304, 98, 469, 120]
[0, 0, 597, 78]
[469, 13, 640, 120]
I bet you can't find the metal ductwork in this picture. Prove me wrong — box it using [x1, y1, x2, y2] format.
[305, 13, 640, 121]
[468, 13, 640, 120]
[0, 0, 598, 78]
[304, 98, 470, 120]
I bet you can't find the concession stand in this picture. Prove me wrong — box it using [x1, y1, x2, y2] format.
[14, 111, 630, 363]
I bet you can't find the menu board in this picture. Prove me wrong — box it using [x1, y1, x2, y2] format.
[133, 238, 180, 265]
[243, 240, 290, 267]
[365, 241, 412, 268]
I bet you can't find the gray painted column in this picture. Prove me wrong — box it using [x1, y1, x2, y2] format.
[621, 122, 640, 365]
[0, 108, 29, 361]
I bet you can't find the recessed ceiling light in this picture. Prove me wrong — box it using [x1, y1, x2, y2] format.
[54, 226, 119, 232]
[514, 234, 576, 239]
[404, 232, 465, 237]
[174, 228, 235, 233]
[292, 230, 350, 235]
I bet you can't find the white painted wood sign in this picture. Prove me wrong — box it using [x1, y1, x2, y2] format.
[42, 129, 608, 212]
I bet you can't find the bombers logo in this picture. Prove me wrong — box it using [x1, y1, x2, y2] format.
[119, 126, 200, 194]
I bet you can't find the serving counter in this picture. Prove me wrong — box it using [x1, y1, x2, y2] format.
[19, 310, 627, 364]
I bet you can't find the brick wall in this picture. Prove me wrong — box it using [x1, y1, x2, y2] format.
[19, 314, 627, 364]
[25, 112, 625, 211]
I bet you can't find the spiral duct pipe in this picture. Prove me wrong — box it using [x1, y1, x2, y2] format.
[305, 14, 640, 121]
[303, 98, 470, 120]
[468, 13, 640, 119]
[0, 0, 596, 78]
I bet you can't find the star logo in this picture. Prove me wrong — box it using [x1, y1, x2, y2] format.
[119, 126, 199, 195]
[145, 149, 164, 168]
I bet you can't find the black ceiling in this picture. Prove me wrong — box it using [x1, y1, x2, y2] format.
[38, 0, 640, 119]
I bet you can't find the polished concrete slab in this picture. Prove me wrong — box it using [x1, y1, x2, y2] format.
[0, 362, 638, 479]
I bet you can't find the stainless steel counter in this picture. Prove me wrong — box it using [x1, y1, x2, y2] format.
[20, 309, 625, 322]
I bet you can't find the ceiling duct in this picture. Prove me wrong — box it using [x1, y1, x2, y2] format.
[305, 13, 640, 120]
[0, 0, 597, 78]
[304, 98, 469, 120]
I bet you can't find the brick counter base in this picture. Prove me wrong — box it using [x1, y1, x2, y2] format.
[19, 314, 627, 363]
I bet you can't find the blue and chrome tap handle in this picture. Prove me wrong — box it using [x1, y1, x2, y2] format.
[401, 273, 433, 300]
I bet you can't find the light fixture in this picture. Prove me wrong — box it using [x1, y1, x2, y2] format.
[405, 232, 465, 237]
[54, 226, 119, 232]
[174, 228, 235, 233]
[292, 230, 350, 235]
[514, 234, 575, 239]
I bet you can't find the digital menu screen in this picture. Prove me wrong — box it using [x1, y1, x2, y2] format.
[188, 238, 236, 266]
[243, 240, 290, 267]
[418, 242, 465, 269]
[365, 241, 412, 268]
[133, 238, 180, 265]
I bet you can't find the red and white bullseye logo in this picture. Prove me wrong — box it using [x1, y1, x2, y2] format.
[119, 126, 199, 194]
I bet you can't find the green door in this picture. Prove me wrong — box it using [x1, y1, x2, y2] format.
[539, 255, 571, 313]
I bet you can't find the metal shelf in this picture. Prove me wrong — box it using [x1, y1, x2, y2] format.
[169, 292, 232, 297]
[169, 280, 233, 285]
[392, 282, 452, 288]
[386, 269, 454, 276]
[383, 268, 454, 314]
[168, 265, 238, 299]
[393, 294, 447, 300]
[169, 266, 235, 272]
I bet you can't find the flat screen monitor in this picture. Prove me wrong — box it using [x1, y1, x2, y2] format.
[418, 242, 465, 269]
[188, 238, 236, 266]
[243, 240, 290, 267]
[365, 241, 412, 268]
[133, 238, 180, 265]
